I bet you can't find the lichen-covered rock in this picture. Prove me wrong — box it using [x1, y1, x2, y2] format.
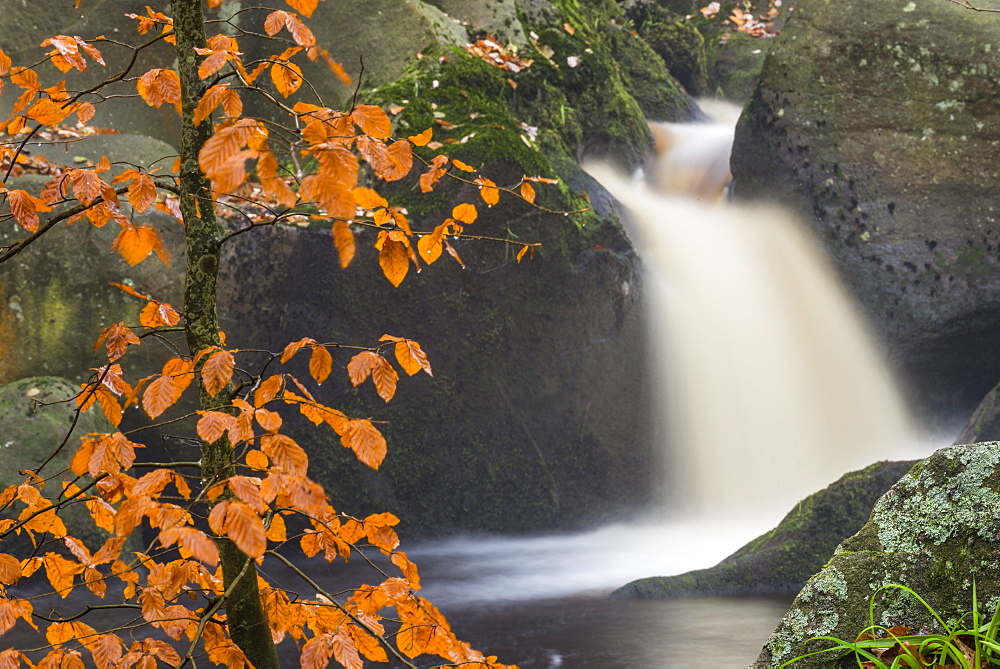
[731, 0, 1000, 419]
[0, 377, 115, 552]
[755, 443, 1000, 667]
[612, 460, 915, 599]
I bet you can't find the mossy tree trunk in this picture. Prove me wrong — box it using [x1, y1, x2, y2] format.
[174, 0, 280, 666]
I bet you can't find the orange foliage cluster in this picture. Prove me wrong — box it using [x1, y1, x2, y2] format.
[0, 0, 572, 665]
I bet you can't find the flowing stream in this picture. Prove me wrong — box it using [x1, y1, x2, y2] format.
[398, 104, 936, 666]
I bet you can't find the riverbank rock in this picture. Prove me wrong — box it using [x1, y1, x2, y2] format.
[731, 0, 1000, 422]
[612, 460, 915, 598]
[755, 443, 1000, 667]
[0, 377, 115, 552]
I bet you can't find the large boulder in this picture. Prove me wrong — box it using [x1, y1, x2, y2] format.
[755, 443, 1000, 667]
[612, 460, 915, 598]
[731, 0, 1000, 420]
[956, 382, 1000, 445]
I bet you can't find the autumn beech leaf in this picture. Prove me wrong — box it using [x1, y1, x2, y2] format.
[520, 181, 536, 204]
[452, 159, 476, 173]
[127, 173, 157, 213]
[452, 202, 478, 224]
[282, 0, 319, 16]
[198, 118, 266, 193]
[47, 621, 98, 649]
[332, 220, 356, 268]
[245, 449, 269, 470]
[260, 433, 308, 474]
[0, 554, 21, 586]
[24, 97, 73, 126]
[256, 150, 297, 207]
[357, 136, 413, 182]
[408, 127, 432, 146]
[4, 188, 53, 232]
[111, 224, 160, 266]
[264, 10, 316, 46]
[475, 177, 500, 206]
[43, 553, 83, 597]
[351, 104, 391, 139]
[270, 60, 303, 97]
[380, 336, 433, 377]
[254, 374, 284, 406]
[139, 300, 180, 328]
[281, 337, 316, 364]
[193, 84, 243, 125]
[0, 600, 34, 635]
[370, 357, 398, 402]
[69, 168, 107, 205]
[136, 68, 181, 112]
[339, 419, 387, 469]
[377, 231, 410, 287]
[417, 222, 448, 265]
[142, 375, 182, 418]
[353, 187, 387, 210]
[197, 411, 235, 443]
[91, 634, 125, 669]
[94, 322, 140, 361]
[202, 349, 235, 397]
[309, 345, 333, 384]
[0, 48, 10, 76]
[419, 155, 449, 192]
[347, 351, 380, 388]
[254, 407, 282, 432]
[216, 501, 266, 559]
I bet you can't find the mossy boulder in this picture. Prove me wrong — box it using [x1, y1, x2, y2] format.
[612, 460, 915, 599]
[625, 3, 709, 96]
[0, 377, 115, 553]
[731, 0, 1000, 421]
[756, 443, 1000, 667]
[704, 31, 772, 101]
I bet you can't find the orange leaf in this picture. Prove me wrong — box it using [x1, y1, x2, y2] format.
[112, 225, 161, 266]
[416, 223, 447, 265]
[76, 101, 96, 124]
[340, 419, 387, 470]
[260, 433, 308, 475]
[0, 600, 34, 635]
[136, 68, 181, 112]
[353, 187, 387, 210]
[283, 0, 319, 17]
[0, 554, 21, 586]
[69, 168, 106, 206]
[127, 173, 157, 213]
[408, 128, 432, 146]
[371, 357, 398, 402]
[43, 553, 82, 596]
[519, 181, 536, 203]
[222, 501, 266, 559]
[202, 349, 235, 397]
[452, 202, 477, 224]
[245, 449, 269, 470]
[332, 220, 355, 268]
[281, 337, 316, 364]
[390, 339, 432, 377]
[452, 159, 475, 172]
[270, 61, 303, 97]
[256, 150, 296, 207]
[265, 513, 286, 542]
[347, 351, 380, 387]
[197, 411, 235, 443]
[351, 104, 391, 139]
[194, 84, 243, 125]
[419, 155, 449, 193]
[4, 188, 53, 232]
[378, 235, 409, 287]
[24, 97, 72, 126]
[475, 177, 500, 206]
[309, 345, 333, 384]
[139, 301, 180, 328]
[94, 322, 141, 362]
[228, 476, 266, 513]
[254, 374, 284, 406]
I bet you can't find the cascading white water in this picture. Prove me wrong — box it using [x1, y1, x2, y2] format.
[591, 103, 923, 520]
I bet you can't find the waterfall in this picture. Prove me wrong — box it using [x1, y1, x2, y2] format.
[589, 104, 922, 520]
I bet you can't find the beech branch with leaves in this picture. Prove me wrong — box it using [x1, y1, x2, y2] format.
[0, 0, 577, 666]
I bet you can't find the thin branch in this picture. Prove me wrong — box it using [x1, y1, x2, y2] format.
[945, 0, 1000, 10]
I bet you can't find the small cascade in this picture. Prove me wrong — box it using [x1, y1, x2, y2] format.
[589, 104, 922, 519]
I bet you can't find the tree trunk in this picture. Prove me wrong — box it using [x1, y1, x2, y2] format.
[174, 0, 280, 666]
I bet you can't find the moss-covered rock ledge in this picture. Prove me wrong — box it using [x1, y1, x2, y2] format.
[612, 460, 914, 599]
[755, 443, 1000, 667]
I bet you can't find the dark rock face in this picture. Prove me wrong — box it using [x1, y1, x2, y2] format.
[731, 0, 1000, 421]
[612, 460, 914, 599]
[755, 443, 1000, 667]
[956, 381, 1000, 445]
